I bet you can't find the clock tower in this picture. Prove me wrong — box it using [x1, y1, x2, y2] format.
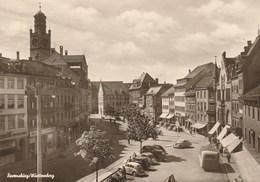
[30, 7, 51, 61]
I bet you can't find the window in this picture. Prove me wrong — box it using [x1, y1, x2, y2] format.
[248, 106, 250, 117]
[204, 91, 206, 99]
[0, 77, 4, 88]
[0, 116, 5, 130]
[204, 103, 206, 110]
[7, 78, 14, 89]
[8, 115, 15, 129]
[31, 100, 35, 109]
[18, 95, 24, 108]
[17, 79, 24, 89]
[217, 89, 221, 101]
[18, 114, 25, 128]
[0, 95, 4, 109]
[253, 107, 255, 119]
[8, 95, 15, 109]
[226, 88, 231, 101]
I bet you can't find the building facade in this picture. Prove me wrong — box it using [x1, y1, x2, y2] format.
[0, 62, 28, 166]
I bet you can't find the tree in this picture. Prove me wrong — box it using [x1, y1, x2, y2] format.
[126, 116, 158, 150]
[75, 126, 114, 182]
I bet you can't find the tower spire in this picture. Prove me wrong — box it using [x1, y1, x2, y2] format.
[258, 24, 260, 36]
[39, 2, 41, 12]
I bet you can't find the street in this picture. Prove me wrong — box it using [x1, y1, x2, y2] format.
[82, 121, 229, 182]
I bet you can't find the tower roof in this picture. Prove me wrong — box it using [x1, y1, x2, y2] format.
[34, 10, 46, 18]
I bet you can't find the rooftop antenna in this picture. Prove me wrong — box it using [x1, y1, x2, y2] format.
[39, 2, 41, 12]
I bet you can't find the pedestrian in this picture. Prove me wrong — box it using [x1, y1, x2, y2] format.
[227, 153, 231, 163]
[121, 166, 126, 181]
[128, 138, 130, 145]
[133, 152, 137, 158]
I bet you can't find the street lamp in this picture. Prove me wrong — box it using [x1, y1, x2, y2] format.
[26, 82, 55, 182]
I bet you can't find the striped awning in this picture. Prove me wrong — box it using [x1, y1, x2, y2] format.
[208, 122, 220, 135]
[217, 125, 231, 140]
[227, 138, 242, 153]
[191, 123, 207, 129]
[166, 113, 174, 119]
[159, 113, 169, 119]
[220, 133, 237, 148]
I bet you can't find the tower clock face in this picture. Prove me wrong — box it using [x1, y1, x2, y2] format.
[32, 38, 38, 46]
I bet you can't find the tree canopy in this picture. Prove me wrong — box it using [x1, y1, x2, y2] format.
[75, 126, 114, 165]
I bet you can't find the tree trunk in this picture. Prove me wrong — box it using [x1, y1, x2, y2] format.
[140, 141, 142, 151]
[96, 161, 98, 182]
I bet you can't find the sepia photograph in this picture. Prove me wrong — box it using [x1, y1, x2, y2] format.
[1, 0, 260, 182]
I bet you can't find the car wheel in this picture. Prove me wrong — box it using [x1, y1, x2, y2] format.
[132, 172, 137, 176]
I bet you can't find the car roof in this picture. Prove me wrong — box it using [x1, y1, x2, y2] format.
[140, 152, 153, 155]
[126, 162, 140, 166]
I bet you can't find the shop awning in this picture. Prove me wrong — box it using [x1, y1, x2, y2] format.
[191, 122, 207, 129]
[166, 113, 174, 119]
[220, 133, 237, 148]
[159, 113, 169, 119]
[217, 125, 231, 140]
[208, 122, 220, 135]
[227, 138, 242, 153]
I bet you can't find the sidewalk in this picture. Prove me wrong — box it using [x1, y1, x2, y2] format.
[231, 143, 260, 182]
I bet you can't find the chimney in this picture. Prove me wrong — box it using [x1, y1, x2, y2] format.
[247, 40, 252, 46]
[28, 57, 32, 61]
[244, 46, 249, 53]
[16, 51, 20, 60]
[222, 51, 226, 59]
[155, 78, 158, 84]
[189, 69, 191, 74]
[0, 53, 2, 57]
[65, 50, 68, 56]
[60, 46, 63, 56]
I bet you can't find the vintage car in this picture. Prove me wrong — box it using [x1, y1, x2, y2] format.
[119, 162, 146, 176]
[141, 145, 167, 161]
[173, 139, 192, 149]
[139, 152, 158, 165]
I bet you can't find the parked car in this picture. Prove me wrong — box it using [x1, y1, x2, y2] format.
[132, 156, 150, 170]
[119, 162, 146, 176]
[173, 139, 192, 149]
[141, 145, 167, 161]
[139, 152, 158, 165]
[153, 145, 167, 155]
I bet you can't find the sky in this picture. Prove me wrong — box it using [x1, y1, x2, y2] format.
[0, 0, 260, 84]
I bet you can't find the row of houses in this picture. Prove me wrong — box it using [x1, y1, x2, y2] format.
[0, 9, 90, 167]
[127, 36, 260, 156]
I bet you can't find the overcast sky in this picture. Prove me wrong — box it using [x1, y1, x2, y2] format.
[0, 0, 259, 83]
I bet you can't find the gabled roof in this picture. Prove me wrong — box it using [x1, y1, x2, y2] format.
[185, 63, 213, 79]
[240, 84, 260, 100]
[42, 51, 68, 66]
[129, 72, 156, 90]
[161, 86, 175, 97]
[145, 86, 162, 95]
[196, 76, 213, 89]
[63, 55, 87, 65]
[92, 81, 129, 95]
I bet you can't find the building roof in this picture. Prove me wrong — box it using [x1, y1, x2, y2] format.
[63, 55, 87, 64]
[240, 84, 260, 100]
[161, 86, 175, 97]
[185, 63, 212, 79]
[145, 86, 162, 95]
[42, 51, 68, 66]
[184, 89, 195, 96]
[196, 76, 213, 89]
[129, 72, 156, 90]
[92, 81, 129, 95]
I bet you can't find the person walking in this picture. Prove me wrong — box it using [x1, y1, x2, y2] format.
[227, 153, 231, 163]
[121, 166, 126, 181]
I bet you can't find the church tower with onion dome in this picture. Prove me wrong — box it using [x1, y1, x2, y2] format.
[29, 4, 51, 61]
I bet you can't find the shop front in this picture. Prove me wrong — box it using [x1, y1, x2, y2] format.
[29, 127, 56, 160]
[0, 131, 28, 166]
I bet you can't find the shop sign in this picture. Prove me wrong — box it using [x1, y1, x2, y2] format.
[30, 127, 56, 137]
[0, 141, 15, 150]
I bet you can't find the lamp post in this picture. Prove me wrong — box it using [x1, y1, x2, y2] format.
[26, 83, 55, 182]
